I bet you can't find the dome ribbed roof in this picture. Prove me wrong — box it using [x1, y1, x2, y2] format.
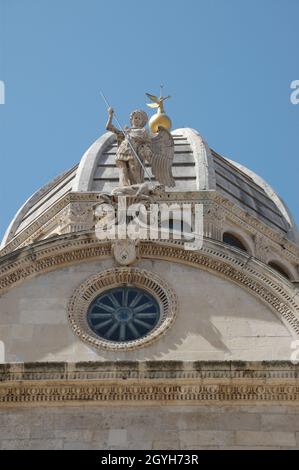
[2, 128, 298, 248]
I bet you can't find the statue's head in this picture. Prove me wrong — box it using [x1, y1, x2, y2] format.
[130, 109, 148, 128]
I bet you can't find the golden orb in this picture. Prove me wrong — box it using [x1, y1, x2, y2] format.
[149, 111, 172, 133]
[146, 90, 172, 133]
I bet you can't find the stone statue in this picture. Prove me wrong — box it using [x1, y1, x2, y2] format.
[106, 106, 175, 195]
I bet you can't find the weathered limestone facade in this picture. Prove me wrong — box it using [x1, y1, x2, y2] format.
[0, 253, 298, 362]
[1, 362, 299, 450]
[1, 128, 299, 449]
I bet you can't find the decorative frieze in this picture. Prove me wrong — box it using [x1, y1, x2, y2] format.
[0, 361, 298, 406]
[1, 191, 299, 266]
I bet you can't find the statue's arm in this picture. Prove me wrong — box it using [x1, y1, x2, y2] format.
[106, 107, 122, 136]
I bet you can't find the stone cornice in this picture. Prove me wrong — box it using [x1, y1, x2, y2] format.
[0, 361, 298, 406]
[140, 242, 299, 336]
[1, 191, 299, 262]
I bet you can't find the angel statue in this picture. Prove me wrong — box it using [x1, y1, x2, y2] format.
[106, 105, 175, 196]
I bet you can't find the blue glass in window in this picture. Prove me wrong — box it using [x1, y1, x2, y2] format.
[87, 286, 160, 342]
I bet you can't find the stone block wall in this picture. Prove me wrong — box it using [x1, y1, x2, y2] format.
[0, 259, 294, 362]
[0, 362, 298, 450]
[0, 404, 299, 450]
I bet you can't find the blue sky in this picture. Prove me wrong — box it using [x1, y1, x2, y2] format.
[0, 0, 298, 239]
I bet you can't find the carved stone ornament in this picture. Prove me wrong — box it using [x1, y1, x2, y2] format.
[112, 239, 138, 266]
[1, 361, 298, 406]
[67, 267, 178, 351]
[59, 202, 94, 234]
[106, 105, 175, 189]
[111, 182, 165, 201]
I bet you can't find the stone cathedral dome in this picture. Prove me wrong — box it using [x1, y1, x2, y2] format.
[1, 125, 299, 450]
[1, 128, 299, 249]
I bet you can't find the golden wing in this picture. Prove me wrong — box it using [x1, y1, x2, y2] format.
[146, 103, 159, 109]
[146, 92, 159, 104]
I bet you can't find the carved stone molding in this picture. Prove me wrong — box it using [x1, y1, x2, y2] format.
[67, 267, 178, 351]
[59, 202, 94, 234]
[0, 361, 298, 406]
[0, 238, 112, 291]
[215, 194, 299, 263]
[1, 191, 299, 265]
[140, 242, 299, 336]
[1, 235, 299, 336]
[204, 204, 225, 241]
